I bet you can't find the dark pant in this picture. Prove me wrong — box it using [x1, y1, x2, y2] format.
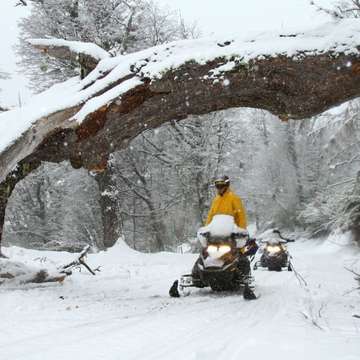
[237, 254, 251, 276]
[191, 257, 202, 279]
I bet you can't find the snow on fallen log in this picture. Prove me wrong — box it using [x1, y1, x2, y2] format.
[28, 39, 111, 80]
[29, 38, 110, 61]
[0, 258, 66, 285]
[0, 245, 98, 285]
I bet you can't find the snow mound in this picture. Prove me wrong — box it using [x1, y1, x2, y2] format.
[92, 237, 144, 265]
[103, 237, 140, 257]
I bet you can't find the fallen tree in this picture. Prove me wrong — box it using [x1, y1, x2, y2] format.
[59, 245, 99, 276]
[0, 258, 66, 285]
[29, 38, 110, 79]
[1, 20, 360, 254]
[0, 245, 97, 285]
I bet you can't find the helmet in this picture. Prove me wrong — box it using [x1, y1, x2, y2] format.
[214, 175, 230, 188]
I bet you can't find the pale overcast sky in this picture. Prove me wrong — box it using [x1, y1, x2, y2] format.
[0, 0, 335, 107]
[157, 0, 333, 36]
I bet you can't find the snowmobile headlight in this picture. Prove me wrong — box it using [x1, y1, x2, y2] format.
[207, 244, 231, 259]
[267, 245, 282, 254]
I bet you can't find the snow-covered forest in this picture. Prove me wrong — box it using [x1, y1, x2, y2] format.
[5, 104, 360, 252]
[1, 0, 359, 252]
[1, 1, 360, 359]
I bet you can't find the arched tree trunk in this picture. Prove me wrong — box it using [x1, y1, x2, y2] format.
[1, 22, 360, 253]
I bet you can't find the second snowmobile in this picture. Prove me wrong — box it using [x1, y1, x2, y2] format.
[253, 229, 294, 272]
[169, 215, 258, 300]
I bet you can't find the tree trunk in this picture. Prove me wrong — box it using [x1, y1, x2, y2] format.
[287, 122, 305, 207]
[147, 202, 166, 252]
[349, 171, 360, 244]
[94, 168, 122, 248]
[0, 160, 42, 255]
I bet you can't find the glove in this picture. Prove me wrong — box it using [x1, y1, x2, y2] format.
[244, 238, 259, 256]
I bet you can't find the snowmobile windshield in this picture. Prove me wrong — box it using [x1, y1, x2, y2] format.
[257, 228, 292, 244]
[263, 238, 287, 245]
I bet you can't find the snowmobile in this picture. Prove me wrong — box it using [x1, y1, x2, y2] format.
[169, 215, 258, 300]
[253, 229, 294, 272]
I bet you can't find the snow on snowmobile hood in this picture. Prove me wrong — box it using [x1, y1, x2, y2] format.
[199, 215, 246, 237]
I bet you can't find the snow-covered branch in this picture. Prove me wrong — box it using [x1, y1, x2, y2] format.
[28, 38, 110, 78]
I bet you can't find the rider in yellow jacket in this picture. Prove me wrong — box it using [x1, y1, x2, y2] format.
[171, 176, 256, 299]
[206, 176, 247, 229]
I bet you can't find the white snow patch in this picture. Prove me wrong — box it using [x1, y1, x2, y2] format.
[209, 61, 237, 78]
[29, 38, 110, 60]
[0, 236, 359, 360]
[0, 76, 82, 154]
[73, 77, 143, 123]
[223, 79, 230, 87]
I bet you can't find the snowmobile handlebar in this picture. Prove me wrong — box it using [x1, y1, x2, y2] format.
[199, 231, 249, 239]
[231, 230, 249, 239]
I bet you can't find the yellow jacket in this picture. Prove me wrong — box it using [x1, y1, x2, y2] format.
[206, 189, 247, 229]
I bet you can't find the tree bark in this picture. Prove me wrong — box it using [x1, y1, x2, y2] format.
[94, 168, 122, 248]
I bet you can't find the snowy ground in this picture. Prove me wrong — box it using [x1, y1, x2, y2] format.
[1, 236, 360, 360]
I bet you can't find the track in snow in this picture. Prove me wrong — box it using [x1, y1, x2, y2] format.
[1, 238, 359, 360]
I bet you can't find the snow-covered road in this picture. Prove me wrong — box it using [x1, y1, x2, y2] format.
[1, 238, 359, 360]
